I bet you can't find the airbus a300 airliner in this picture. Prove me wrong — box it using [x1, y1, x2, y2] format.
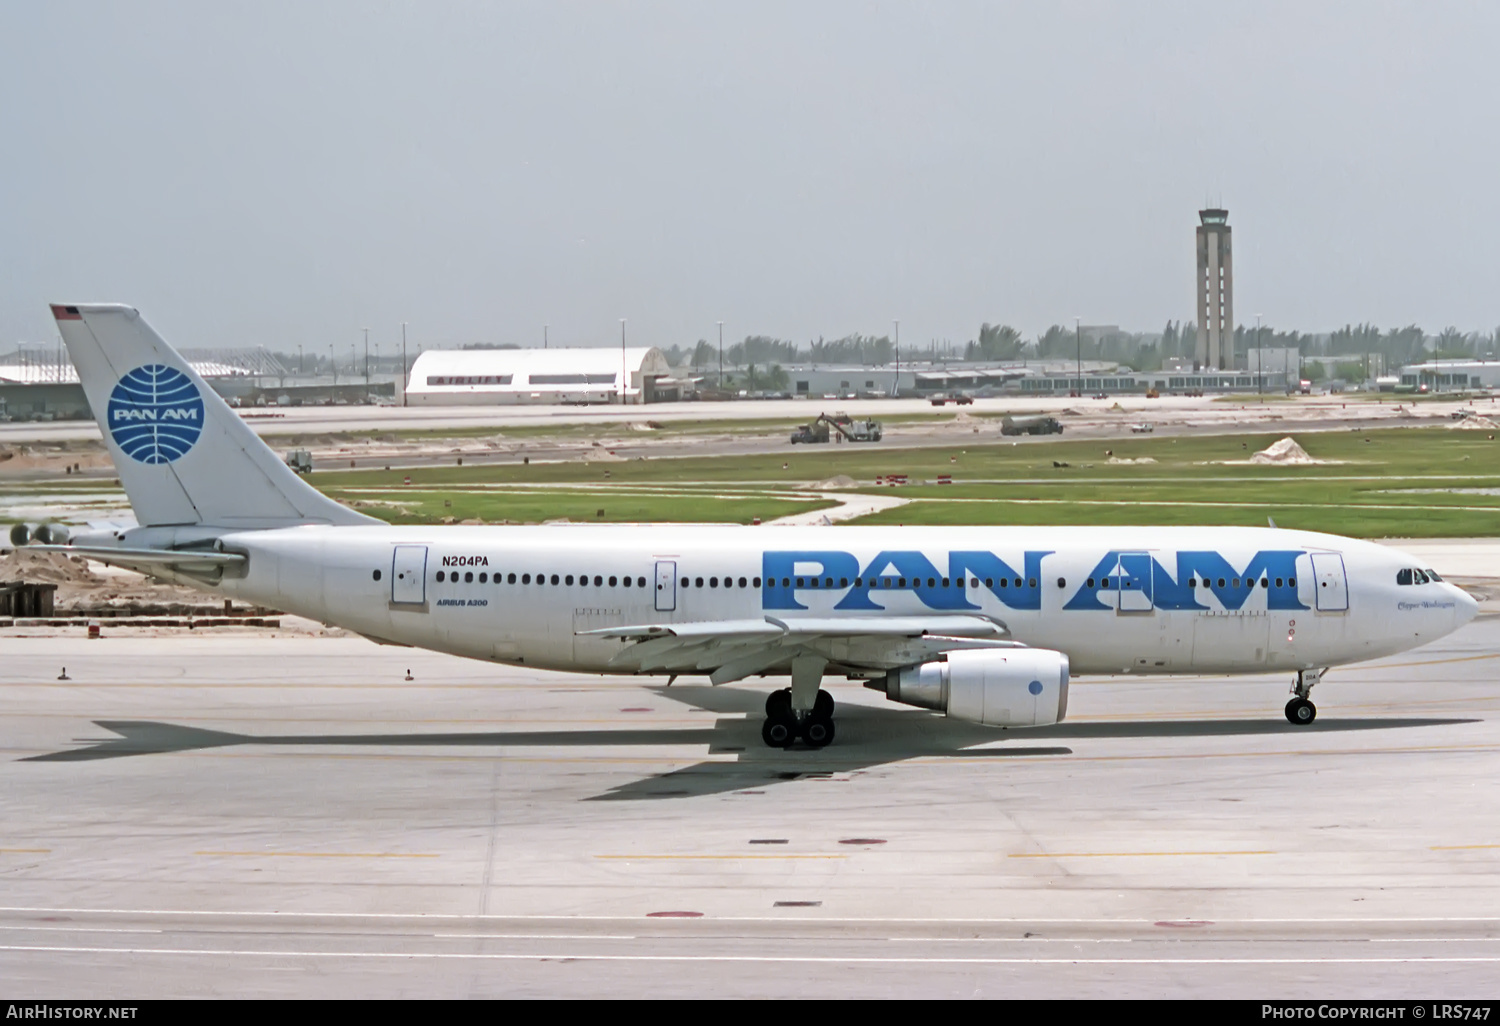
[22, 304, 1478, 747]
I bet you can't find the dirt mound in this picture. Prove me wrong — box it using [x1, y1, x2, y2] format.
[1249, 437, 1319, 465]
[1449, 416, 1500, 430]
[1107, 456, 1157, 465]
[811, 475, 858, 490]
[0, 548, 105, 585]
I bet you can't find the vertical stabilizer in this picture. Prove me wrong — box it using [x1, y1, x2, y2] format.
[51, 303, 377, 529]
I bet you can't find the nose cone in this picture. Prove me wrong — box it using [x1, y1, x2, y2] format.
[1454, 585, 1480, 628]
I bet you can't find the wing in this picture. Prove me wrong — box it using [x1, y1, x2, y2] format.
[578, 614, 1021, 683]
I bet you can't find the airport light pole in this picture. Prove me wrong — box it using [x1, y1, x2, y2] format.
[363, 327, 370, 396]
[1256, 314, 1263, 394]
[620, 319, 627, 405]
[1075, 317, 1082, 394]
[717, 321, 723, 391]
[893, 319, 899, 397]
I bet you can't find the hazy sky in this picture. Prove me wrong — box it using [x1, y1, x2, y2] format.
[3, 1, 1497, 352]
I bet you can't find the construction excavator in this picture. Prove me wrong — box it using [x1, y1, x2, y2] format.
[790, 413, 884, 444]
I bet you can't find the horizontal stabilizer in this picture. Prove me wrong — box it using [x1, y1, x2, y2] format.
[30, 544, 245, 576]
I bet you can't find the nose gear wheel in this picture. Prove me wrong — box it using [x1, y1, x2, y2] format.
[1285, 697, 1317, 725]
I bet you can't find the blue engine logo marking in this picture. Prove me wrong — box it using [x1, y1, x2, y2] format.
[106, 364, 205, 464]
[1028, 680, 1043, 695]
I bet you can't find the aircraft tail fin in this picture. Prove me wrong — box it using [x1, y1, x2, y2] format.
[50, 303, 377, 530]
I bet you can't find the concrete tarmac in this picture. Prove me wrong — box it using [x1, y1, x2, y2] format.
[3, 622, 1500, 998]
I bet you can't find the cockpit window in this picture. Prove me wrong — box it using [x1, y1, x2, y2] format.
[1396, 569, 1412, 586]
[1425, 569, 1443, 582]
[1413, 569, 1431, 585]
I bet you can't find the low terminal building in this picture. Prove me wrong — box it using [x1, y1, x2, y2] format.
[1399, 360, 1500, 392]
[404, 347, 676, 405]
[0, 353, 259, 421]
[730, 361, 1285, 398]
[1016, 369, 1288, 394]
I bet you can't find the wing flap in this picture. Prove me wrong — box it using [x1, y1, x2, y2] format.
[580, 614, 1006, 641]
[596, 613, 1017, 678]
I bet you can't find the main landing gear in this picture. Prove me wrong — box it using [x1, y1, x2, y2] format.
[762, 687, 835, 748]
[761, 655, 836, 749]
[1285, 667, 1326, 725]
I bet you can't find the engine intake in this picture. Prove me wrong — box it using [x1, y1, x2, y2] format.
[882, 649, 1069, 727]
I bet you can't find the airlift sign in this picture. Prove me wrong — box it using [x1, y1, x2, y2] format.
[106, 364, 206, 465]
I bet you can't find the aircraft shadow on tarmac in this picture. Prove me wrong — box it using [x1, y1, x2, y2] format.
[23, 685, 1478, 800]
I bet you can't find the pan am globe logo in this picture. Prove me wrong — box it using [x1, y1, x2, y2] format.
[106, 364, 205, 464]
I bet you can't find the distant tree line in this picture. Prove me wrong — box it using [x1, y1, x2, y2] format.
[263, 320, 1500, 380]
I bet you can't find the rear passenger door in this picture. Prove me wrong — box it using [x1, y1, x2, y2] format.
[390, 545, 428, 607]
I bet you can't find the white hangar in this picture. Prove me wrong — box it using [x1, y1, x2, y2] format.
[404, 347, 677, 405]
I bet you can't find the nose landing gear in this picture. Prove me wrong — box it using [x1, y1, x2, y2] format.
[1285, 667, 1326, 725]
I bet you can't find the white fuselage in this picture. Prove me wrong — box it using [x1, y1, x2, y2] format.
[201, 523, 1475, 678]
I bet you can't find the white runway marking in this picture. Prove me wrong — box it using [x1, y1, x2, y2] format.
[7, 907, 1500, 925]
[0, 926, 163, 934]
[5, 945, 1500, 965]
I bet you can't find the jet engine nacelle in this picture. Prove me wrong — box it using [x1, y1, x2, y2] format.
[883, 648, 1070, 727]
[34, 523, 70, 545]
[8, 522, 69, 546]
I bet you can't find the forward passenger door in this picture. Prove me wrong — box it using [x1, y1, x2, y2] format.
[1311, 553, 1349, 612]
[655, 560, 677, 612]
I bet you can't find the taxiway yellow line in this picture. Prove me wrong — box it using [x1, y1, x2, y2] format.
[1365, 652, 1500, 670]
[594, 854, 847, 861]
[0, 849, 51, 854]
[194, 851, 439, 859]
[1430, 844, 1500, 851]
[1008, 850, 1274, 859]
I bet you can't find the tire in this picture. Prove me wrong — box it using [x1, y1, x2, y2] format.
[765, 688, 792, 717]
[1285, 698, 1317, 725]
[801, 716, 835, 748]
[813, 689, 835, 718]
[762, 715, 797, 748]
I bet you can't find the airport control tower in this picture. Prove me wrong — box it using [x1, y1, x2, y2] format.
[1195, 208, 1233, 370]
